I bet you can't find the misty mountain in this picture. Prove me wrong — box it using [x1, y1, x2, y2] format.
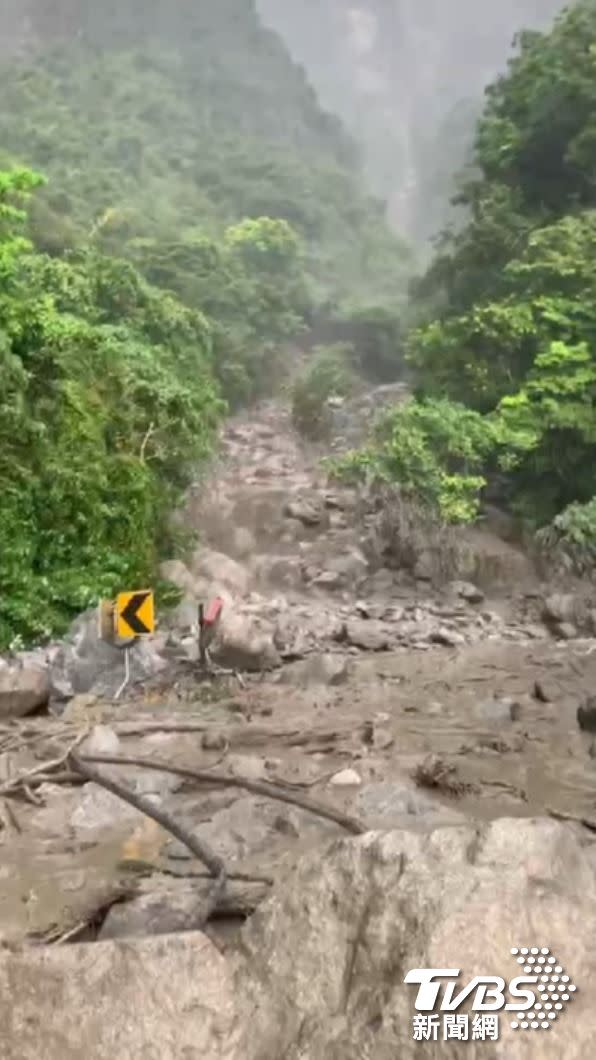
[257, 0, 567, 245]
[0, 0, 409, 305]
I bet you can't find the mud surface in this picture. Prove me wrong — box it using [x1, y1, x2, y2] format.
[2, 392, 596, 948]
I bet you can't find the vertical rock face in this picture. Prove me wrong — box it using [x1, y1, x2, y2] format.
[257, 0, 565, 243]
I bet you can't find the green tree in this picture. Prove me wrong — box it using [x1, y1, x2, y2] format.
[0, 167, 224, 647]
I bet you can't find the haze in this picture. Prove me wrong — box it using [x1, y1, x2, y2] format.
[258, 0, 567, 244]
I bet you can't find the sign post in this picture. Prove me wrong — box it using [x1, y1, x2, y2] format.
[97, 590, 155, 699]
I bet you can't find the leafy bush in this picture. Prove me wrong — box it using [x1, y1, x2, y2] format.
[290, 343, 357, 440]
[406, 4, 596, 529]
[536, 498, 596, 577]
[0, 167, 224, 648]
[328, 398, 494, 524]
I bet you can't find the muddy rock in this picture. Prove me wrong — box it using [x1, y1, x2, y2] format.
[577, 695, 596, 733]
[448, 580, 485, 604]
[355, 779, 465, 831]
[344, 620, 393, 652]
[70, 783, 158, 832]
[0, 931, 234, 1060]
[211, 612, 281, 672]
[191, 548, 250, 598]
[542, 593, 577, 627]
[329, 768, 362, 788]
[555, 621, 579, 641]
[255, 554, 303, 590]
[0, 662, 49, 719]
[475, 696, 523, 725]
[49, 610, 167, 700]
[431, 626, 466, 648]
[317, 548, 369, 588]
[235, 818, 596, 1059]
[283, 496, 325, 526]
[280, 654, 350, 688]
[81, 725, 121, 756]
[231, 527, 257, 559]
[226, 754, 268, 782]
[99, 884, 205, 940]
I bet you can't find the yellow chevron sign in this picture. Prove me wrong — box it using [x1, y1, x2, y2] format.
[116, 590, 155, 638]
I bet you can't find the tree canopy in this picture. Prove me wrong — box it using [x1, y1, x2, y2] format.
[340, 1, 596, 557]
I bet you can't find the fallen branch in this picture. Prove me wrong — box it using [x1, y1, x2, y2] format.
[0, 730, 88, 799]
[548, 807, 596, 833]
[69, 753, 227, 925]
[77, 752, 367, 835]
[112, 718, 345, 749]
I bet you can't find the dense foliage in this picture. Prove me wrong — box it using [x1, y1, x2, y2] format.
[290, 343, 358, 440]
[0, 0, 412, 647]
[0, 167, 224, 647]
[346, 0, 596, 542]
[0, 2, 410, 337]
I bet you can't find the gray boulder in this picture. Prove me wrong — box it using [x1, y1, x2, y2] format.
[49, 609, 167, 701]
[235, 818, 596, 1059]
[0, 662, 49, 719]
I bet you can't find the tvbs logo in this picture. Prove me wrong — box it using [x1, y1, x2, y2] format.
[405, 948, 577, 1037]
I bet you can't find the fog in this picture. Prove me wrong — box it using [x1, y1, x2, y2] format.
[257, 0, 567, 246]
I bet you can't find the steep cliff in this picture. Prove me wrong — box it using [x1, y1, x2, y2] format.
[257, 0, 566, 244]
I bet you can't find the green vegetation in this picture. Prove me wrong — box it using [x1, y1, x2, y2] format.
[0, 166, 224, 647]
[0, 0, 411, 648]
[342, 0, 596, 546]
[290, 343, 358, 440]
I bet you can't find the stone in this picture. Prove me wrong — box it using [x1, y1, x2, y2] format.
[70, 782, 165, 833]
[99, 884, 206, 940]
[202, 731, 228, 752]
[0, 931, 234, 1060]
[329, 768, 362, 787]
[448, 580, 485, 604]
[227, 754, 268, 782]
[49, 610, 167, 700]
[577, 695, 596, 733]
[475, 697, 522, 725]
[543, 593, 577, 626]
[555, 621, 578, 641]
[345, 620, 392, 652]
[81, 725, 120, 757]
[355, 780, 465, 831]
[283, 497, 324, 526]
[259, 555, 303, 590]
[211, 612, 281, 672]
[533, 678, 555, 703]
[191, 548, 250, 598]
[280, 654, 350, 688]
[413, 550, 435, 581]
[0, 664, 49, 719]
[234, 818, 596, 1058]
[232, 527, 257, 559]
[310, 569, 342, 589]
[431, 627, 466, 647]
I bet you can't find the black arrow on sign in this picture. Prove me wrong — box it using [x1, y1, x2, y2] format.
[120, 591, 151, 635]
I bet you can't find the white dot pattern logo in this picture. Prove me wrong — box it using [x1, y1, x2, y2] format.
[509, 948, 578, 1032]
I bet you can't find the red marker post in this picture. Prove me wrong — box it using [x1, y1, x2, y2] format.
[198, 597, 224, 666]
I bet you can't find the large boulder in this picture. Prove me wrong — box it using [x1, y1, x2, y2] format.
[211, 610, 281, 672]
[234, 818, 596, 1059]
[191, 548, 250, 598]
[49, 609, 168, 701]
[0, 932, 236, 1060]
[0, 661, 49, 719]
